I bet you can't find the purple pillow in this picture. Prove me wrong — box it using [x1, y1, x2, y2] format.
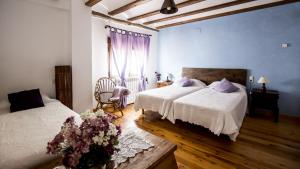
[179, 77, 194, 87]
[8, 89, 44, 112]
[212, 78, 239, 93]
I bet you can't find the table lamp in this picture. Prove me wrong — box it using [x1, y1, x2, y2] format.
[257, 76, 269, 92]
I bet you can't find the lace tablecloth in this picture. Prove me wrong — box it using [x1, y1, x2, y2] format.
[54, 132, 154, 169]
[111, 132, 154, 168]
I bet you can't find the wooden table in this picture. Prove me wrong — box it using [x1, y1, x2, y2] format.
[156, 81, 173, 88]
[37, 129, 178, 169]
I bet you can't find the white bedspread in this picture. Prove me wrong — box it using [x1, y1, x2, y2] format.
[0, 100, 82, 169]
[134, 85, 204, 122]
[173, 85, 247, 141]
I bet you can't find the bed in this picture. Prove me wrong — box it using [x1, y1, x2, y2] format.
[173, 68, 248, 141]
[0, 96, 82, 169]
[134, 80, 206, 122]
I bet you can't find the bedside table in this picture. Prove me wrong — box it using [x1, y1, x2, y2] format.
[250, 88, 279, 122]
[156, 81, 173, 88]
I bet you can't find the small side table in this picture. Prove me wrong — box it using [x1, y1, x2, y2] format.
[250, 88, 279, 122]
[156, 81, 173, 88]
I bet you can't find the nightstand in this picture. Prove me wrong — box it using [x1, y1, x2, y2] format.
[250, 88, 279, 122]
[156, 81, 173, 88]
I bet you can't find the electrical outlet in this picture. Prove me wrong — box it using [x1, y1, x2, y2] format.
[249, 76, 254, 83]
[281, 43, 288, 48]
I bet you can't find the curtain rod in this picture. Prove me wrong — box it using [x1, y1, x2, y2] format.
[105, 25, 152, 37]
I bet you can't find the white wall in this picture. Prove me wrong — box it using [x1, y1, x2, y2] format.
[71, 0, 93, 112]
[92, 17, 159, 106]
[0, 0, 157, 112]
[0, 0, 94, 113]
[0, 0, 71, 99]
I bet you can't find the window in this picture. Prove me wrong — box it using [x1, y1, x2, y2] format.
[108, 37, 139, 78]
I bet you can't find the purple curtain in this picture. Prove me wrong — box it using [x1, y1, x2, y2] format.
[110, 30, 133, 108]
[133, 35, 150, 91]
[110, 29, 150, 107]
[110, 31, 133, 87]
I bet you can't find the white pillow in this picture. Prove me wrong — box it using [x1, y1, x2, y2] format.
[190, 79, 206, 87]
[172, 78, 206, 87]
[209, 81, 219, 88]
[42, 94, 57, 104]
[171, 80, 182, 87]
[0, 99, 10, 114]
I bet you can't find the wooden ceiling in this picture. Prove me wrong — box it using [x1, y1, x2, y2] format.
[86, 0, 300, 32]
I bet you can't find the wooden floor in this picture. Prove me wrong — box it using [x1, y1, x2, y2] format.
[111, 105, 300, 169]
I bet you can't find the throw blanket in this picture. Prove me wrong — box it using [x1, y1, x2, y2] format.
[111, 86, 130, 108]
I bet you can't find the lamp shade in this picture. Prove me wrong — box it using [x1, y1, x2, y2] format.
[160, 0, 178, 14]
[257, 76, 269, 84]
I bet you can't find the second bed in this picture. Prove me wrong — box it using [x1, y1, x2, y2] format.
[135, 68, 248, 141]
[173, 83, 247, 141]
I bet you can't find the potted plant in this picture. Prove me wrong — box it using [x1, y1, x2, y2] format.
[47, 110, 121, 169]
[155, 72, 161, 81]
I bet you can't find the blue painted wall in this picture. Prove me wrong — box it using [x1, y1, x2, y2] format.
[158, 3, 300, 116]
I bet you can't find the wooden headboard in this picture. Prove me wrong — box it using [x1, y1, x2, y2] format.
[182, 67, 247, 86]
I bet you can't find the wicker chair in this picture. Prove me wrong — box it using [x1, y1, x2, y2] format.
[94, 77, 123, 116]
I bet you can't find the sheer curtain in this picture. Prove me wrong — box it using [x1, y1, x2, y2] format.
[109, 28, 150, 91]
[132, 35, 150, 91]
[110, 30, 133, 87]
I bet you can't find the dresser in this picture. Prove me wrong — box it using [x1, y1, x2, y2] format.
[250, 88, 279, 122]
[55, 66, 72, 109]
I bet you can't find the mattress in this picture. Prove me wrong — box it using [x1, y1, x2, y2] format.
[0, 99, 82, 169]
[173, 84, 247, 141]
[134, 84, 205, 122]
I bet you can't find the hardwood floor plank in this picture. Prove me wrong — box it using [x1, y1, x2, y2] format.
[111, 105, 300, 169]
[242, 117, 300, 142]
[239, 129, 300, 155]
[176, 145, 238, 169]
[177, 162, 193, 169]
[136, 118, 272, 169]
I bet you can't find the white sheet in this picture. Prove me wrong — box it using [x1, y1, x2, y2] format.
[173, 84, 247, 141]
[0, 100, 82, 169]
[134, 85, 205, 122]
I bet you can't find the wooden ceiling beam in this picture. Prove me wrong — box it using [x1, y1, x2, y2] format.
[92, 11, 159, 32]
[157, 0, 300, 29]
[128, 0, 204, 21]
[108, 0, 152, 16]
[144, 0, 253, 25]
[85, 0, 102, 7]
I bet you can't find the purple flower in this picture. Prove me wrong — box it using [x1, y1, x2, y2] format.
[47, 111, 121, 168]
[63, 151, 81, 168]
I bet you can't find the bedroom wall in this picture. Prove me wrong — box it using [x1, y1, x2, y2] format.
[0, 0, 94, 113]
[158, 3, 300, 116]
[92, 17, 159, 107]
[0, 0, 71, 99]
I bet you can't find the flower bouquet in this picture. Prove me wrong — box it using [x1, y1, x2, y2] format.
[47, 110, 121, 169]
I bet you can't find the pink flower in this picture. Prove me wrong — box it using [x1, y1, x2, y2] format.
[47, 133, 64, 154]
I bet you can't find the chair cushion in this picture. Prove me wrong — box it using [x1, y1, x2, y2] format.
[109, 97, 119, 102]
